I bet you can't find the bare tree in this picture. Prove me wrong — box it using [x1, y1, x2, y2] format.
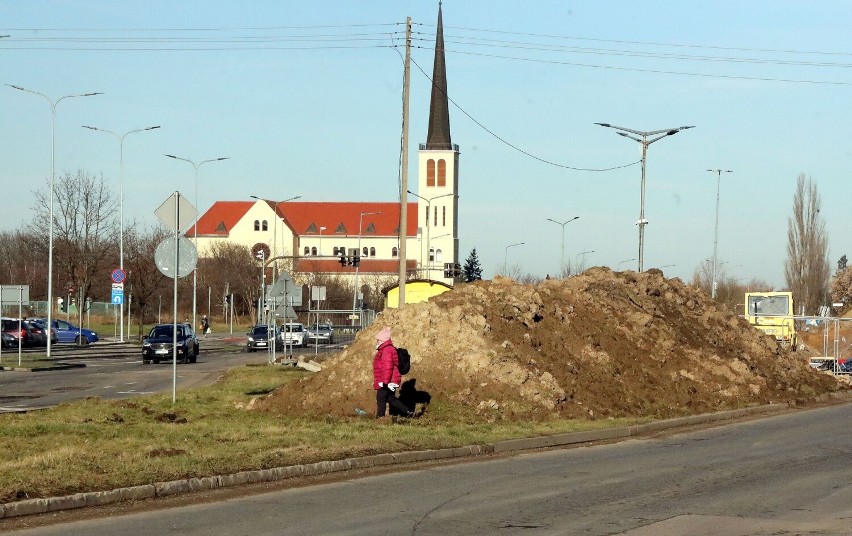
[123, 223, 171, 337]
[201, 241, 260, 322]
[28, 170, 119, 305]
[784, 174, 830, 315]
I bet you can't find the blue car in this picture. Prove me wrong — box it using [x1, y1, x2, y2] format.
[36, 318, 99, 346]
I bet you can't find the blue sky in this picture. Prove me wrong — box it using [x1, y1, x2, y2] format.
[2, 1, 851, 286]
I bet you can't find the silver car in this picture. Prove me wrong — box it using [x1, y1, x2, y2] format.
[307, 323, 334, 345]
[281, 323, 307, 348]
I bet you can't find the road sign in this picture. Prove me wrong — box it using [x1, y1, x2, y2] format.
[111, 269, 126, 283]
[154, 191, 198, 232]
[0, 285, 30, 307]
[112, 282, 124, 291]
[111, 289, 124, 305]
[154, 236, 198, 278]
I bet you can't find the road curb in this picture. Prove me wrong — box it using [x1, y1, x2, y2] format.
[0, 401, 806, 519]
[0, 362, 85, 372]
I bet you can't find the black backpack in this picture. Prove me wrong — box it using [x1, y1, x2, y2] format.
[397, 347, 411, 375]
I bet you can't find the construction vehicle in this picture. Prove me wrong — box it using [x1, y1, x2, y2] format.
[744, 291, 797, 349]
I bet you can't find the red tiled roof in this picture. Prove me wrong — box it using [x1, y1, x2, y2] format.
[280, 201, 419, 237]
[187, 201, 254, 237]
[296, 258, 417, 274]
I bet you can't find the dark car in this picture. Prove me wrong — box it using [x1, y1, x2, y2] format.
[142, 323, 199, 364]
[245, 325, 278, 353]
[1, 331, 18, 349]
[34, 318, 98, 346]
[27, 319, 57, 345]
[1, 318, 37, 347]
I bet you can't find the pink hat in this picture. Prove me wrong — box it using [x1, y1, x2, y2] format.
[376, 327, 392, 344]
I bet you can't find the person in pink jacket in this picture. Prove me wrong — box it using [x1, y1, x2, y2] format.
[372, 326, 413, 419]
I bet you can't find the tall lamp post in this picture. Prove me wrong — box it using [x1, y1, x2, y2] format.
[318, 226, 327, 255]
[406, 190, 456, 277]
[165, 154, 229, 331]
[7, 85, 102, 358]
[596, 123, 694, 272]
[352, 211, 382, 314]
[618, 258, 636, 270]
[707, 169, 733, 299]
[83, 125, 160, 342]
[576, 250, 595, 267]
[546, 216, 579, 271]
[504, 242, 525, 273]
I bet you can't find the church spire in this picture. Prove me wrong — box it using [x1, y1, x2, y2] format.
[425, 2, 452, 150]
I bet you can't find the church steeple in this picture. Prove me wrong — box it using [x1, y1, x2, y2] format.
[425, 2, 452, 150]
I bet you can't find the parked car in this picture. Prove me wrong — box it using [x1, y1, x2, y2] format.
[0, 318, 37, 347]
[282, 322, 307, 348]
[23, 320, 48, 346]
[27, 319, 57, 345]
[245, 325, 279, 352]
[306, 323, 334, 345]
[34, 318, 99, 346]
[142, 323, 199, 364]
[1, 331, 16, 349]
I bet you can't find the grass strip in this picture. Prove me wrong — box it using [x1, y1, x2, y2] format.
[0, 365, 633, 503]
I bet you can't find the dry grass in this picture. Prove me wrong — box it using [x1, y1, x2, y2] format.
[0, 365, 631, 503]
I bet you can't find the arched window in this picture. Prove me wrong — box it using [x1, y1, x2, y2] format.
[362, 246, 368, 257]
[369, 247, 376, 257]
[426, 159, 436, 187]
[437, 159, 446, 187]
[436, 249, 443, 262]
[303, 246, 310, 255]
[429, 248, 435, 262]
[333, 246, 340, 255]
[254, 220, 260, 231]
[392, 247, 398, 258]
[262, 220, 268, 231]
[311, 247, 317, 256]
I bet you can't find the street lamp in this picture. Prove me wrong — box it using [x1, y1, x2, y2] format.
[352, 211, 382, 315]
[618, 258, 636, 270]
[546, 216, 579, 271]
[707, 169, 733, 299]
[165, 154, 229, 330]
[7, 84, 102, 358]
[504, 242, 525, 273]
[596, 123, 695, 272]
[83, 125, 160, 342]
[406, 190, 456, 276]
[318, 226, 327, 255]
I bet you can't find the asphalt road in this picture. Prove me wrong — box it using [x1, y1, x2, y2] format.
[0, 334, 343, 411]
[6, 402, 852, 535]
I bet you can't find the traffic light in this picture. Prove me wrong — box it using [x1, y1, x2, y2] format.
[58, 297, 66, 312]
[339, 254, 348, 266]
[224, 294, 230, 306]
[352, 255, 360, 267]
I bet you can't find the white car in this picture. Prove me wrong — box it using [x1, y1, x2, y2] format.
[281, 323, 307, 347]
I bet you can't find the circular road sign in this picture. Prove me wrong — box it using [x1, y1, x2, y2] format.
[111, 269, 126, 283]
[154, 236, 198, 279]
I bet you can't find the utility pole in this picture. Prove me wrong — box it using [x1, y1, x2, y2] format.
[398, 16, 412, 308]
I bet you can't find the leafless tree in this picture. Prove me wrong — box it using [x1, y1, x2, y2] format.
[201, 241, 260, 322]
[784, 174, 830, 315]
[28, 170, 119, 305]
[123, 223, 171, 337]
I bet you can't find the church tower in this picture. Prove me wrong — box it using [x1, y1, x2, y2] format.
[417, 2, 460, 283]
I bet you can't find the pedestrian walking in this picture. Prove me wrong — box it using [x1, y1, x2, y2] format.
[372, 327, 413, 419]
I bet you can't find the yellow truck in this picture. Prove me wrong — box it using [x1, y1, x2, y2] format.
[744, 291, 797, 349]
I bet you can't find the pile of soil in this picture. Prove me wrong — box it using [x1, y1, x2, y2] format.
[257, 268, 847, 421]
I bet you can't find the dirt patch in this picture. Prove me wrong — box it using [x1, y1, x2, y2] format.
[257, 268, 847, 421]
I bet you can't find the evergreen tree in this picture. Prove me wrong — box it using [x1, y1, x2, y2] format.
[462, 248, 483, 282]
[838, 254, 847, 274]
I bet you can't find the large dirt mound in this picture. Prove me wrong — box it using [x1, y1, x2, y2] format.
[258, 268, 846, 421]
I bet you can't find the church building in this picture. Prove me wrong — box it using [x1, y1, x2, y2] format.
[189, 5, 460, 289]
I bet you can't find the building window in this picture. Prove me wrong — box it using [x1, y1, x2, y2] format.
[369, 247, 376, 257]
[362, 246, 368, 257]
[333, 246, 340, 255]
[437, 159, 446, 187]
[262, 220, 268, 231]
[436, 249, 443, 262]
[311, 247, 317, 256]
[304, 246, 310, 256]
[427, 159, 436, 187]
[392, 247, 398, 258]
[442, 206, 446, 226]
[429, 248, 435, 262]
[425, 207, 429, 227]
[433, 206, 438, 226]
[254, 220, 260, 231]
